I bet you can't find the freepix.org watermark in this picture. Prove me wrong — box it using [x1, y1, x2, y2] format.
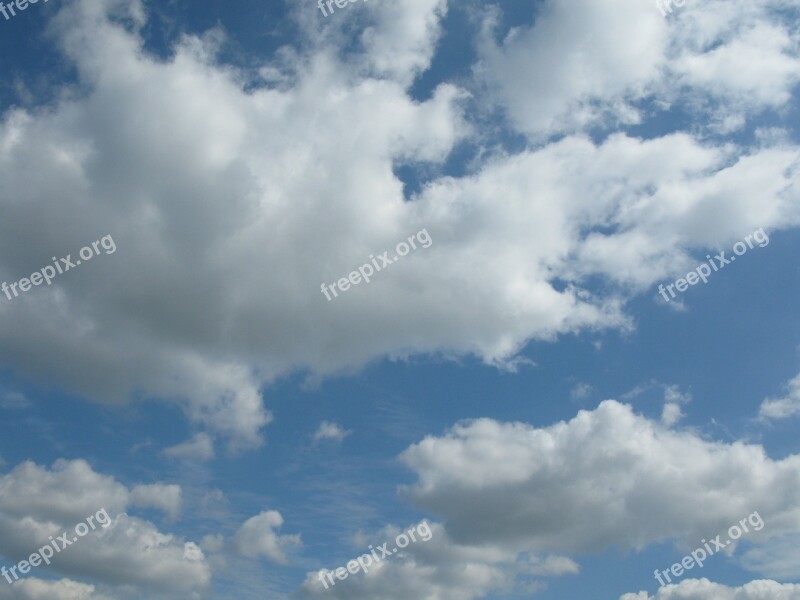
[658, 228, 769, 303]
[0, 0, 50, 23]
[1, 508, 111, 584]
[1, 234, 116, 303]
[317, 0, 368, 18]
[317, 520, 433, 589]
[320, 229, 432, 301]
[653, 511, 764, 587]
[656, 0, 686, 16]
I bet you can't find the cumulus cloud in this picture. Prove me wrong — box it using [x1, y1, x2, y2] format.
[400, 400, 800, 554]
[479, 0, 667, 137]
[480, 0, 800, 138]
[662, 384, 691, 426]
[759, 373, 800, 420]
[0, 459, 208, 598]
[619, 578, 800, 599]
[312, 421, 351, 443]
[295, 522, 517, 600]
[231, 510, 301, 565]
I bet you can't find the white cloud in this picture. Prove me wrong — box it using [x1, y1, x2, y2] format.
[231, 510, 301, 565]
[0, 578, 112, 600]
[664, 385, 692, 405]
[480, 0, 800, 138]
[295, 520, 580, 600]
[524, 555, 580, 577]
[130, 484, 182, 520]
[662, 385, 691, 426]
[295, 522, 514, 600]
[313, 421, 351, 443]
[479, 0, 667, 138]
[400, 400, 800, 554]
[0, 459, 207, 598]
[759, 373, 800, 420]
[620, 578, 800, 599]
[661, 401, 685, 426]
[163, 433, 215, 461]
[357, 0, 448, 86]
[738, 533, 800, 579]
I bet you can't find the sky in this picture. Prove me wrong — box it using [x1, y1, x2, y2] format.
[0, 0, 799, 598]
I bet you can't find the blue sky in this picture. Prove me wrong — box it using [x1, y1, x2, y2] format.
[0, 0, 799, 599]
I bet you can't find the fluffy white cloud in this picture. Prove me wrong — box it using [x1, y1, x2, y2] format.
[480, 0, 800, 137]
[231, 511, 301, 564]
[357, 0, 448, 85]
[479, 0, 667, 137]
[313, 421, 351, 443]
[295, 522, 519, 600]
[759, 373, 800, 420]
[0, 459, 208, 598]
[620, 578, 800, 599]
[400, 400, 800, 553]
[294, 399, 800, 599]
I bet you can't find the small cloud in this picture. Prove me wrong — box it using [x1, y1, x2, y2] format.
[525, 555, 580, 577]
[492, 356, 537, 372]
[163, 433, 215, 461]
[621, 382, 691, 426]
[129, 439, 155, 454]
[231, 511, 301, 564]
[130, 484, 183, 520]
[313, 421, 351, 444]
[662, 385, 690, 426]
[570, 382, 592, 400]
[0, 391, 30, 410]
[661, 402, 684, 427]
[664, 385, 692, 405]
[759, 373, 800, 421]
[622, 382, 691, 403]
[621, 382, 650, 400]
